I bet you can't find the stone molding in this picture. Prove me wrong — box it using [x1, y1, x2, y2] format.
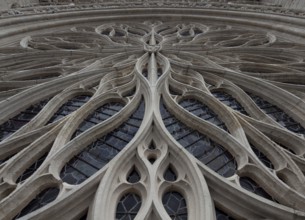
[0, 3, 305, 220]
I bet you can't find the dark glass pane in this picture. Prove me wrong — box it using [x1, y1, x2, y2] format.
[124, 87, 136, 97]
[116, 193, 141, 220]
[211, 91, 248, 115]
[160, 99, 237, 177]
[240, 177, 276, 202]
[250, 143, 274, 169]
[142, 67, 148, 78]
[16, 152, 48, 183]
[148, 142, 156, 150]
[148, 157, 156, 164]
[164, 166, 177, 182]
[48, 95, 91, 123]
[157, 67, 162, 78]
[274, 141, 295, 154]
[101, 29, 111, 35]
[194, 28, 203, 35]
[78, 210, 88, 220]
[215, 207, 235, 220]
[162, 191, 187, 220]
[180, 99, 228, 132]
[0, 154, 14, 165]
[71, 102, 125, 139]
[247, 92, 305, 135]
[14, 188, 59, 219]
[180, 30, 190, 37]
[169, 86, 182, 96]
[127, 168, 140, 184]
[60, 100, 145, 185]
[114, 31, 124, 37]
[0, 99, 50, 142]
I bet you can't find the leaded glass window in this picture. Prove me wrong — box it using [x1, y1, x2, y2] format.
[116, 193, 142, 220]
[162, 191, 188, 220]
[0, 8, 305, 220]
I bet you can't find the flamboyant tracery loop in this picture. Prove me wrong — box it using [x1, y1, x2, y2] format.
[0, 15, 304, 220]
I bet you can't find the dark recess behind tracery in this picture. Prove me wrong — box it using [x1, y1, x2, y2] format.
[60, 100, 145, 185]
[160, 99, 237, 177]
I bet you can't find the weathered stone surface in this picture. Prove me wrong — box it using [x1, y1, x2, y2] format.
[0, 2, 305, 220]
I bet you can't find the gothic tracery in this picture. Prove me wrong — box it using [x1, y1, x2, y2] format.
[0, 9, 305, 220]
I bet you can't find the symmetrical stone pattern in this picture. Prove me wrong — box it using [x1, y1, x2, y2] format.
[0, 4, 305, 220]
[2, 1, 305, 18]
[262, 0, 305, 9]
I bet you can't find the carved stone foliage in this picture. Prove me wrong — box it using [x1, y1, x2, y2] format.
[0, 19, 305, 220]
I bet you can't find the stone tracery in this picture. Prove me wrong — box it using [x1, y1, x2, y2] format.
[0, 12, 305, 220]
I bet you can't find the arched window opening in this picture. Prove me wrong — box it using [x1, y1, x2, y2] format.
[142, 64, 148, 78]
[274, 141, 296, 155]
[13, 187, 59, 219]
[180, 30, 190, 37]
[180, 99, 228, 132]
[162, 191, 187, 220]
[0, 99, 50, 142]
[127, 167, 140, 184]
[164, 166, 177, 182]
[16, 152, 49, 183]
[78, 209, 88, 220]
[247, 92, 305, 135]
[211, 91, 248, 115]
[116, 193, 142, 220]
[215, 207, 236, 220]
[193, 28, 203, 35]
[123, 87, 136, 97]
[148, 141, 156, 150]
[157, 66, 163, 78]
[60, 100, 145, 185]
[168, 85, 182, 96]
[71, 102, 125, 139]
[48, 95, 91, 123]
[250, 143, 274, 169]
[239, 177, 276, 202]
[0, 155, 11, 165]
[148, 155, 156, 164]
[160, 100, 237, 177]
